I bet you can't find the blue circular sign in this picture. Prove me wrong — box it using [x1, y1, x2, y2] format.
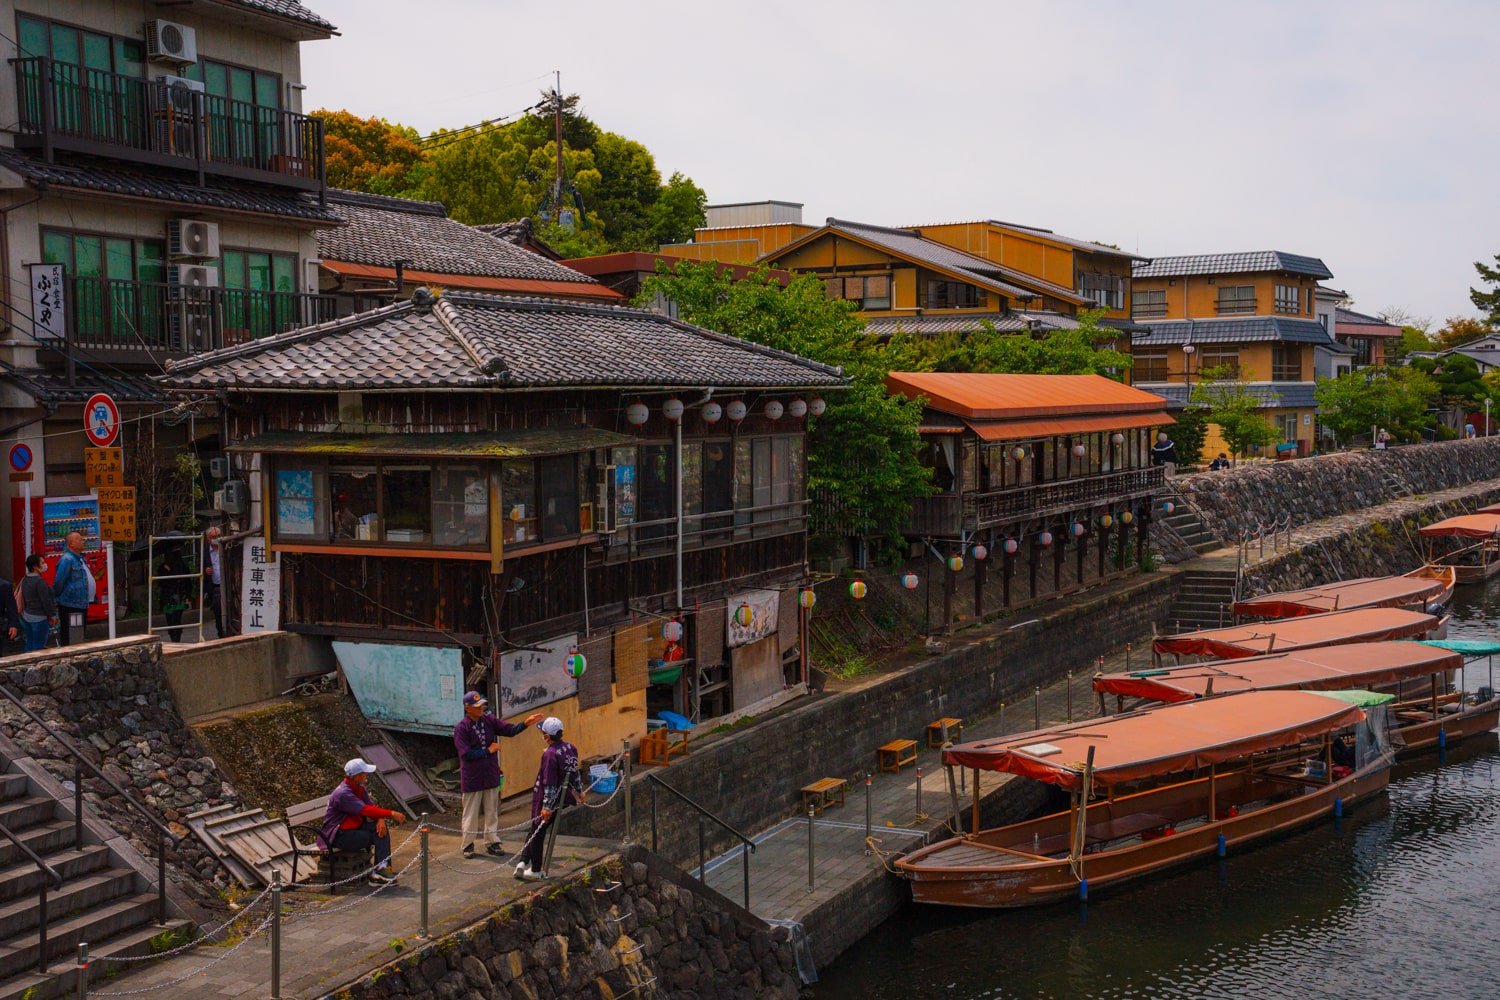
[7, 443, 32, 473]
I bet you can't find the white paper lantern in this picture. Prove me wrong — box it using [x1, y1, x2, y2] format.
[1111, 432, 1125, 446]
[726, 399, 748, 422]
[702, 401, 723, 424]
[664, 620, 684, 642]
[901, 572, 919, 590]
[788, 398, 808, 418]
[1003, 538, 1019, 555]
[662, 397, 685, 421]
[1038, 531, 1054, 547]
[808, 396, 827, 416]
[1071, 522, 1085, 537]
[625, 401, 650, 426]
[764, 399, 784, 420]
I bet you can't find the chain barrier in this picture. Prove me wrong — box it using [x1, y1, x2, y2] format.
[287, 825, 424, 892]
[92, 885, 276, 965]
[89, 909, 277, 997]
[285, 851, 425, 920]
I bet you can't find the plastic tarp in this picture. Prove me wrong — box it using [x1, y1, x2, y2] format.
[1094, 642, 1462, 703]
[1418, 638, 1500, 656]
[1152, 607, 1439, 659]
[942, 690, 1365, 790]
[1417, 514, 1500, 539]
[1232, 574, 1448, 618]
[1308, 689, 1396, 707]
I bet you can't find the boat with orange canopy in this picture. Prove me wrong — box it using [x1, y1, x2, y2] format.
[896, 690, 1392, 908]
[1152, 607, 1442, 663]
[1093, 641, 1497, 754]
[1417, 513, 1500, 583]
[1232, 567, 1454, 620]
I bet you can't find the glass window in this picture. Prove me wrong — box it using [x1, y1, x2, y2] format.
[639, 444, 673, 533]
[501, 460, 536, 545]
[538, 454, 579, 540]
[18, 16, 48, 59]
[432, 466, 488, 547]
[382, 466, 431, 543]
[771, 437, 793, 506]
[329, 466, 379, 541]
[1216, 285, 1256, 314]
[1274, 284, 1300, 314]
[275, 467, 325, 539]
[682, 442, 703, 517]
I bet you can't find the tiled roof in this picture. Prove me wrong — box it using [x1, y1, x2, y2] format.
[0, 150, 341, 223]
[1335, 307, 1401, 335]
[863, 311, 1081, 336]
[1142, 382, 1318, 409]
[1132, 317, 1338, 347]
[216, 0, 335, 31]
[1133, 252, 1333, 281]
[0, 362, 167, 403]
[319, 192, 595, 283]
[160, 293, 847, 392]
[473, 218, 562, 260]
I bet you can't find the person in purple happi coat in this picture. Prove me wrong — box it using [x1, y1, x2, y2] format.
[516, 716, 585, 880]
[453, 690, 543, 859]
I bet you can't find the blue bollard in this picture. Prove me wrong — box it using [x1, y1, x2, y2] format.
[1216, 833, 1226, 858]
[1333, 796, 1343, 818]
[1438, 728, 1448, 750]
[1078, 878, 1089, 902]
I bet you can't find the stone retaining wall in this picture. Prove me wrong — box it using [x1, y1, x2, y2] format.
[333, 845, 801, 1000]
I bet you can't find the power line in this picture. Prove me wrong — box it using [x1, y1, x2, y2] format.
[416, 101, 547, 148]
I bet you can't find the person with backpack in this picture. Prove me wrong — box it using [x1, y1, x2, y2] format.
[17, 555, 56, 653]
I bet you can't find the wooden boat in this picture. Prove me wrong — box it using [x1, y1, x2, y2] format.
[1417, 514, 1500, 584]
[1152, 607, 1442, 663]
[896, 690, 1393, 908]
[1232, 567, 1455, 620]
[1093, 641, 1500, 755]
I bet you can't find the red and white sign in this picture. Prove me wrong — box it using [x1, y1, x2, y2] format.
[83, 393, 120, 448]
[7, 443, 33, 473]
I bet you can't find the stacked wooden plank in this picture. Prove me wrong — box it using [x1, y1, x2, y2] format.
[184, 803, 297, 887]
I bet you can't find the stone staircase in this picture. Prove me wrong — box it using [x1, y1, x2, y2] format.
[1164, 569, 1239, 634]
[0, 749, 193, 1000]
[1161, 497, 1221, 555]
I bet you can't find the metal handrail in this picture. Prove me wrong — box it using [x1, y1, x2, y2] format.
[645, 773, 755, 910]
[0, 818, 62, 973]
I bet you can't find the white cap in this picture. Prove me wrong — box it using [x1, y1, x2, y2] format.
[540, 717, 564, 737]
[344, 757, 377, 778]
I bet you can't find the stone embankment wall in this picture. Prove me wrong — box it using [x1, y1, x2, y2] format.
[0, 637, 240, 907]
[334, 846, 801, 1000]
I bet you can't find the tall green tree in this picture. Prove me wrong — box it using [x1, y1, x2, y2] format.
[314, 110, 425, 194]
[1471, 253, 1500, 325]
[1314, 366, 1437, 446]
[886, 309, 1131, 377]
[1191, 366, 1281, 460]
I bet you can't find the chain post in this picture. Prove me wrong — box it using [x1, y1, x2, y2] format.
[417, 814, 430, 940]
[915, 765, 925, 822]
[806, 804, 815, 892]
[76, 942, 89, 1000]
[1034, 686, 1041, 729]
[621, 739, 632, 845]
[270, 867, 283, 1000]
[863, 773, 872, 855]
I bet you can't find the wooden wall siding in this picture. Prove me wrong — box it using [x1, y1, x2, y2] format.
[282, 553, 495, 635]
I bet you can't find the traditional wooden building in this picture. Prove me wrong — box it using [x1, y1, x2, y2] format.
[885, 372, 1172, 617]
[160, 290, 843, 781]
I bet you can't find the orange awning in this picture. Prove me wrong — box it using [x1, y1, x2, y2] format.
[943, 690, 1365, 789]
[320, 260, 624, 300]
[1153, 607, 1439, 658]
[886, 371, 1171, 420]
[1479, 503, 1500, 515]
[1420, 514, 1500, 537]
[1233, 574, 1447, 618]
[966, 410, 1173, 442]
[1094, 642, 1461, 704]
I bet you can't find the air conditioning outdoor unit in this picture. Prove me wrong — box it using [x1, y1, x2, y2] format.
[157, 75, 204, 114]
[145, 20, 197, 64]
[168, 264, 219, 290]
[168, 219, 220, 260]
[169, 300, 213, 350]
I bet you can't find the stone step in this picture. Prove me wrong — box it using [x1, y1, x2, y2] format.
[0, 892, 166, 983]
[0, 846, 112, 906]
[0, 778, 29, 806]
[0, 917, 196, 1000]
[0, 869, 137, 943]
[0, 823, 81, 871]
[0, 799, 61, 836]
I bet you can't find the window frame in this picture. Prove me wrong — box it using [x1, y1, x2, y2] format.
[1274, 284, 1301, 314]
[1132, 288, 1167, 319]
[1132, 348, 1169, 383]
[1215, 285, 1257, 315]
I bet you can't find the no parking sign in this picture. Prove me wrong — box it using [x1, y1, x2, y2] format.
[83, 393, 120, 448]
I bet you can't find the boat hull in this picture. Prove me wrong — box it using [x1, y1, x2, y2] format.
[1395, 698, 1500, 754]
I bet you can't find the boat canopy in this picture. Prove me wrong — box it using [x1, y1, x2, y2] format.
[1094, 642, 1462, 703]
[1417, 514, 1500, 539]
[1232, 575, 1446, 618]
[1153, 607, 1438, 659]
[1476, 503, 1500, 516]
[942, 690, 1365, 790]
[1309, 690, 1397, 707]
[1418, 638, 1500, 656]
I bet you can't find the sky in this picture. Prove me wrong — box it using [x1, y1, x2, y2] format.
[301, 0, 1499, 327]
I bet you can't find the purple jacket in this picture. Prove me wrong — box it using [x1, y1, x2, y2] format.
[452, 713, 527, 792]
[319, 779, 394, 849]
[531, 739, 583, 820]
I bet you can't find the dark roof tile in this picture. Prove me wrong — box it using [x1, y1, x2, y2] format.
[217, 0, 335, 31]
[1133, 252, 1333, 281]
[1133, 317, 1338, 347]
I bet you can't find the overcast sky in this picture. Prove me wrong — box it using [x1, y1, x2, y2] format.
[303, 1, 1498, 326]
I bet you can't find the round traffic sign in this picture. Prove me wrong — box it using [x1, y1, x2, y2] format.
[7, 443, 32, 473]
[83, 393, 121, 448]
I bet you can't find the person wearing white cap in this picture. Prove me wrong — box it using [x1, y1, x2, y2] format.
[319, 757, 405, 885]
[516, 717, 584, 880]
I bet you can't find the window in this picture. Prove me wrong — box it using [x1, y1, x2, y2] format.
[329, 467, 379, 540]
[1132, 289, 1167, 318]
[17, 15, 147, 143]
[1318, 313, 1328, 329]
[41, 229, 166, 346]
[734, 436, 806, 524]
[279, 460, 491, 547]
[276, 468, 326, 538]
[1271, 344, 1301, 382]
[822, 273, 892, 310]
[382, 466, 432, 543]
[638, 444, 674, 536]
[1216, 285, 1256, 315]
[683, 440, 735, 529]
[921, 280, 983, 309]
[538, 455, 579, 541]
[1132, 349, 1169, 382]
[501, 454, 591, 545]
[1078, 273, 1124, 310]
[1346, 337, 1373, 367]
[501, 461, 537, 544]
[1274, 284, 1300, 314]
[182, 58, 282, 169]
[221, 249, 299, 340]
[1279, 414, 1297, 442]
[432, 467, 488, 546]
[1201, 348, 1240, 377]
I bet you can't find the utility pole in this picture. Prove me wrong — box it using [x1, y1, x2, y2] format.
[553, 69, 564, 202]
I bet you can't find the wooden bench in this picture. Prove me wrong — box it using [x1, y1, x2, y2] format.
[638, 728, 692, 767]
[284, 796, 371, 894]
[801, 778, 848, 814]
[877, 738, 918, 774]
[926, 717, 963, 748]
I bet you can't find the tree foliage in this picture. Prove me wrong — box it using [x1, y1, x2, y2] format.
[1190, 366, 1281, 459]
[318, 110, 425, 195]
[1389, 325, 1435, 362]
[1172, 406, 1211, 466]
[1410, 353, 1486, 407]
[1432, 315, 1492, 350]
[1314, 366, 1438, 446]
[885, 310, 1131, 377]
[1471, 253, 1500, 326]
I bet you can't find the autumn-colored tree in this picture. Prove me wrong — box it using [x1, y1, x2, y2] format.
[1432, 315, 1493, 350]
[313, 110, 425, 195]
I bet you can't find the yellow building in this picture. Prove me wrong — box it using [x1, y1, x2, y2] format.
[1129, 251, 1338, 461]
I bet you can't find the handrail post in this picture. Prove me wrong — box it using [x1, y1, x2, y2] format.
[157, 829, 166, 924]
[37, 880, 47, 974]
[417, 815, 430, 939]
[806, 804, 815, 892]
[649, 780, 657, 855]
[74, 761, 83, 847]
[697, 815, 706, 883]
[269, 868, 282, 1000]
[741, 843, 750, 911]
[621, 739, 632, 845]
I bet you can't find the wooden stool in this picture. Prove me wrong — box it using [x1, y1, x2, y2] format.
[877, 738, 918, 773]
[801, 778, 848, 814]
[926, 717, 963, 748]
[639, 728, 692, 766]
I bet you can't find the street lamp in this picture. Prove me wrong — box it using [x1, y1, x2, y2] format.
[1182, 343, 1196, 398]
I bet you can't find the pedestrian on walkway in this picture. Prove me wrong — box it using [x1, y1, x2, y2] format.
[1151, 431, 1180, 477]
[453, 691, 543, 859]
[320, 757, 405, 886]
[18, 555, 55, 653]
[517, 716, 584, 881]
[1209, 452, 1231, 472]
[203, 526, 229, 638]
[50, 531, 93, 647]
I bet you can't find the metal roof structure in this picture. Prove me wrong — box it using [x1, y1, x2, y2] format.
[1133, 251, 1333, 281]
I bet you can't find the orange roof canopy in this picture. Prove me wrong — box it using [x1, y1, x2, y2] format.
[943, 690, 1365, 789]
[1153, 607, 1438, 658]
[1419, 514, 1500, 538]
[886, 372, 1171, 421]
[1093, 641, 1461, 704]
[1233, 575, 1446, 618]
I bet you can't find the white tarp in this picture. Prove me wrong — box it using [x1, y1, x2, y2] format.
[727, 588, 779, 648]
[496, 633, 578, 715]
[334, 642, 465, 735]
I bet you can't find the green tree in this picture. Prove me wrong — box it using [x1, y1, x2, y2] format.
[641, 262, 930, 547]
[1410, 353, 1486, 407]
[1172, 406, 1211, 466]
[1389, 325, 1436, 362]
[1314, 366, 1438, 446]
[313, 110, 425, 195]
[886, 309, 1131, 377]
[1471, 253, 1500, 325]
[1191, 366, 1281, 460]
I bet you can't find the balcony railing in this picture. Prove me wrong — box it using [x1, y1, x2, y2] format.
[1270, 364, 1303, 382]
[54, 275, 335, 359]
[910, 465, 1166, 536]
[13, 57, 325, 193]
[1215, 298, 1257, 315]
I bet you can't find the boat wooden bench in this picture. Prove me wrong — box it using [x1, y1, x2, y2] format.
[639, 728, 692, 767]
[801, 777, 848, 814]
[926, 717, 963, 748]
[877, 738, 919, 773]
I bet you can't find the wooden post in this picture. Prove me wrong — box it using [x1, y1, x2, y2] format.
[1003, 546, 1013, 608]
[974, 544, 986, 618]
[946, 764, 960, 833]
[971, 768, 981, 834]
[1076, 528, 1086, 586]
[1053, 534, 1064, 594]
[1071, 746, 1096, 880]
[942, 557, 955, 634]
[1029, 539, 1039, 600]
[1324, 735, 1334, 785]
[1097, 525, 1108, 579]
[1208, 761, 1217, 821]
[1431, 673, 1440, 721]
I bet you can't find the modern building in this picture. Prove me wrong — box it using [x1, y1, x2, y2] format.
[1332, 306, 1401, 368]
[658, 200, 814, 264]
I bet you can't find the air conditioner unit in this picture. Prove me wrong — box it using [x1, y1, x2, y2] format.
[168, 264, 219, 290]
[157, 75, 204, 114]
[169, 300, 213, 350]
[145, 20, 197, 64]
[167, 219, 220, 260]
[154, 117, 199, 157]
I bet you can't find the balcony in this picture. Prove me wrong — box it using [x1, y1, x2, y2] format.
[1270, 364, 1303, 382]
[45, 275, 335, 365]
[1215, 297, 1257, 315]
[13, 57, 325, 193]
[909, 465, 1166, 536]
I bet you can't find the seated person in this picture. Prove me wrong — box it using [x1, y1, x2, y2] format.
[1209, 453, 1231, 471]
[1331, 734, 1357, 770]
[319, 758, 405, 885]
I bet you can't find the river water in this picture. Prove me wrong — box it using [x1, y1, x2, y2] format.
[814, 580, 1500, 1000]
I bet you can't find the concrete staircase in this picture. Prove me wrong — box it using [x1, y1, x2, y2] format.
[1161, 498, 1221, 555]
[0, 752, 193, 1000]
[1164, 569, 1239, 634]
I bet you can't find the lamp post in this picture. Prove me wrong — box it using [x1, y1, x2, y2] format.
[1182, 343, 1196, 398]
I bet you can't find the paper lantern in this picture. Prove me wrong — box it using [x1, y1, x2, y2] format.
[947, 556, 964, 573]
[901, 572, 919, 590]
[1039, 531, 1054, 547]
[1072, 443, 1086, 458]
[1162, 501, 1176, 514]
[1011, 446, 1027, 462]
[1071, 522, 1085, 538]
[663, 620, 684, 643]
[702, 401, 723, 424]
[808, 396, 827, 416]
[1099, 514, 1114, 529]
[1120, 510, 1134, 525]
[625, 401, 649, 426]
[1003, 537, 1019, 555]
[849, 579, 867, 600]
[726, 399, 748, 422]
[566, 649, 587, 678]
[971, 544, 988, 562]
[788, 398, 808, 418]
[764, 399, 785, 420]
[1111, 432, 1125, 446]
[798, 588, 816, 609]
[662, 397, 685, 421]
[734, 602, 754, 627]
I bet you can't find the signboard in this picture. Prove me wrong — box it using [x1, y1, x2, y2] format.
[28, 263, 65, 340]
[727, 588, 780, 648]
[96, 486, 136, 542]
[83, 393, 120, 448]
[496, 632, 578, 715]
[8, 444, 33, 474]
[333, 642, 466, 736]
[84, 448, 124, 488]
[240, 539, 281, 634]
